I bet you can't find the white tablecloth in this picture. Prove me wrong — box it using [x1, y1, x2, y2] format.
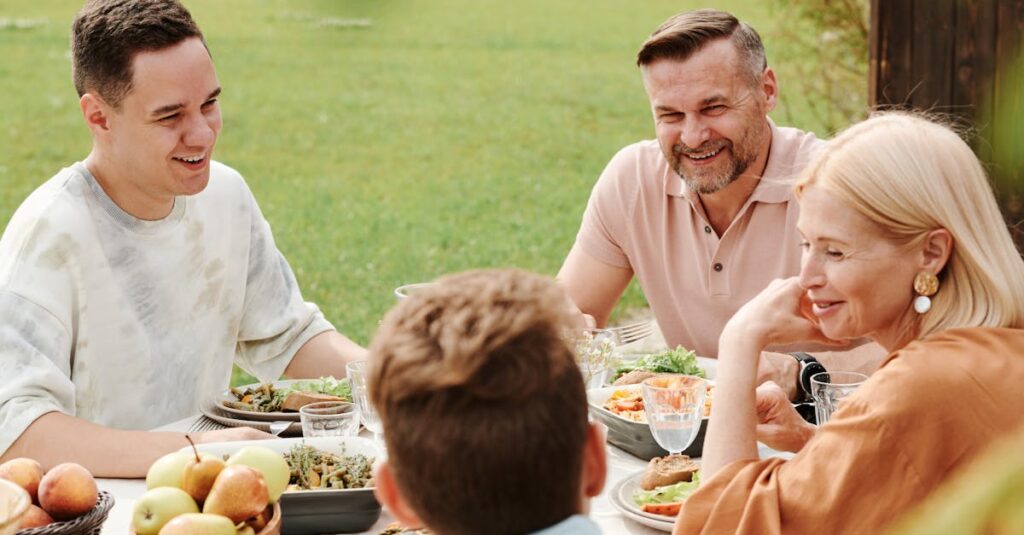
[97, 416, 789, 534]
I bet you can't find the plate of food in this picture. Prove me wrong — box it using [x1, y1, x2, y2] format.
[188, 437, 382, 535]
[217, 377, 352, 422]
[588, 347, 714, 459]
[609, 455, 702, 532]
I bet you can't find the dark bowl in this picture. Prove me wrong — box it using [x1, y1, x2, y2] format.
[587, 384, 709, 460]
[191, 437, 382, 534]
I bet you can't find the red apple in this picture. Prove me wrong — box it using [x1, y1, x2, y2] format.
[18, 504, 54, 529]
[0, 457, 43, 503]
[37, 463, 98, 520]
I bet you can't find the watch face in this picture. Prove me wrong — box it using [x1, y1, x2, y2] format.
[801, 362, 828, 399]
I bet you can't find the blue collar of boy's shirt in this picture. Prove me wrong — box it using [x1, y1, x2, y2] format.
[529, 515, 602, 535]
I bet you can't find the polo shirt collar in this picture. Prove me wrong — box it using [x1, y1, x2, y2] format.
[666, 117, 795, 205]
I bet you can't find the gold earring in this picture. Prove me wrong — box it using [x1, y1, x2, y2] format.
[913, 272, 939, 314]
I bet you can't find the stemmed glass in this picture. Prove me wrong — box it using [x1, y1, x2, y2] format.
[575, 328, 619, 389]
[641, 375, 707, 456]
[346, 361, 384, 451]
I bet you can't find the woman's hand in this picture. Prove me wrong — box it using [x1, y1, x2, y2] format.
[755, 381, 816, 452]
[724, 277, 840, 351]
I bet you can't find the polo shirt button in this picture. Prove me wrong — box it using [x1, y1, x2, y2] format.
[713, 263, 723, 272]
[704, 225, 712, 234]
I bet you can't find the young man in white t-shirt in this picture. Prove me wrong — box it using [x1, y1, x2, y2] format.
[0, 0, 366, 477]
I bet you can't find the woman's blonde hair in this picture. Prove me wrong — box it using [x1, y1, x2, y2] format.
[796, 111, 1024, 337]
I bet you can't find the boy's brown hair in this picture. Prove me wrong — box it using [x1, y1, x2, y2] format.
[71, 0, 205, 108]
[637, 9, 766, 86]
[368, 269, 589, 535]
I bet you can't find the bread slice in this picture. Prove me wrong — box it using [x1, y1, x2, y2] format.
[280, 391, 345, 411]
[613, 369, 658, 386]
[640, 454, 699, 490]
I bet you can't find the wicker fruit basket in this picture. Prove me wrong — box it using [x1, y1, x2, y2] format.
[16, 491, 113, 535]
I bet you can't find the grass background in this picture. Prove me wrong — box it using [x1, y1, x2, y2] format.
[0, 0, 853, 384]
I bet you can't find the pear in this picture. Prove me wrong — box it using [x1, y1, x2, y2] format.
[182, 436, 226, 503]
[202, 465, 268, 524]
[226, 446, 290, 503]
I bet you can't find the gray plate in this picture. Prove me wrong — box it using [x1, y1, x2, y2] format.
[189, 437, 382, 535]
[586, 383, 709, 460]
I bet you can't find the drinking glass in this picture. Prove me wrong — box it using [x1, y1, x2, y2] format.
[393, 282, 434, 301]
[576, 328, 619, 389]
[299, 401, 359, 437]
[811, 371, 868, 424]
[346, 361, 384, 446]
[642, 375, 707, 455]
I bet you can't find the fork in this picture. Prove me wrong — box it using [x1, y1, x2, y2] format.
[187, 416, 227, 433]
[606, 319, 656, 345]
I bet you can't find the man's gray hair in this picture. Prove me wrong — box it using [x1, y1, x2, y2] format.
[637, 9, 767, 86]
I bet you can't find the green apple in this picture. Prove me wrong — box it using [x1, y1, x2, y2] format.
[146, 451, 194, 490]
[132, 486, 199, 535]
[226, 446, 290, 503]
[157, 512, 236, 535]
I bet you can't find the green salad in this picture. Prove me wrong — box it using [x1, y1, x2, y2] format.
[634, 472, 702, 506]
[612, 345, 705, 382]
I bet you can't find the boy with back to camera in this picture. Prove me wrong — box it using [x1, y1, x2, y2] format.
[368, 269, 607, 535]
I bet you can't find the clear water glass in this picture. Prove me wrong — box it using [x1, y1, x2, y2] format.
[811, 371, 868, 424]
[641, 375, 707, 454]
[299, 401, 359, 437]
[576, 328, 619, 389]
[393, 282, 434, 301]
[346, 361, 384, 445]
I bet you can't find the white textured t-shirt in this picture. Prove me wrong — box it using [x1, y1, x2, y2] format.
[0, 161, 334, 454]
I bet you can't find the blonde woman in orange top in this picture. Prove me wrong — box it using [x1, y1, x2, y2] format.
[674, 112, 1024, 534]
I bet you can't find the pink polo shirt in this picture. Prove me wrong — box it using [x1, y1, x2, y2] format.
[575, 121, 823, 358]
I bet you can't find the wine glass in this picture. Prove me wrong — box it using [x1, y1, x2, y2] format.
[641, 375, 707, 456]
[346, 361, 384, 450]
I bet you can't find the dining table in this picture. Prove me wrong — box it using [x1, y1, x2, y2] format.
[94, 413, 792, 534]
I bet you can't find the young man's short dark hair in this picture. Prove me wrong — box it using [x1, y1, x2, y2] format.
[72, 0, 205, 107]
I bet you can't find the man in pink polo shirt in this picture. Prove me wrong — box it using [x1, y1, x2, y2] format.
[558, 9, 881, 403]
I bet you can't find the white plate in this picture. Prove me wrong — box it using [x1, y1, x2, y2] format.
[609, 471, 677, 532]
[219, 379, 351, 422]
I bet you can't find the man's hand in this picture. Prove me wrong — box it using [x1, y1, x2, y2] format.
[755, 381, 816, 453]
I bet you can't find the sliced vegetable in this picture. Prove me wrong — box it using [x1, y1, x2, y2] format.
[641, 502, 683, 517]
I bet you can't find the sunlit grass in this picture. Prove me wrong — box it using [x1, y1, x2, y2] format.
[0, 0, 848, 385]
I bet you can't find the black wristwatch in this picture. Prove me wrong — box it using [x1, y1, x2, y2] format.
[791, 352, 827, 403]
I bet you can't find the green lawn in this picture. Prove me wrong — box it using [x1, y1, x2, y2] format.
[0, 0, 857, 385]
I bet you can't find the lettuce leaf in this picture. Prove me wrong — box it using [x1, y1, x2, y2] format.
[633, 472, 701, 505]
[613, 346, 705, 381]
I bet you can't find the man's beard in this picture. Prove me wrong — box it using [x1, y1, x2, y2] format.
[668, 122, 766, 195]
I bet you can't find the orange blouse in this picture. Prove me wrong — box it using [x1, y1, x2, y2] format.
[674, 327, 1024, 534]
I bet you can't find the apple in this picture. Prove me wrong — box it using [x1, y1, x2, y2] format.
[146, 451, 194, 490]
[0, 457, 43, 502]
[226, 446, 290, 503]
[202, 465, 268, 523]
[37, 463, 98, 520]
[18, 504, 54, 529]
[156, 512, 235, 535]
[131, 486, 199, 535]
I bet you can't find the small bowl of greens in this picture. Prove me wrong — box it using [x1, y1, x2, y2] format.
[588, 347, 715, 460]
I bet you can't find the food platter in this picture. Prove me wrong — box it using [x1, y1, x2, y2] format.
[199, 398, 304, 436]
[186, 437, 382, 535]
[216, 380, 310, 422]
[609, 471, 676, 532]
